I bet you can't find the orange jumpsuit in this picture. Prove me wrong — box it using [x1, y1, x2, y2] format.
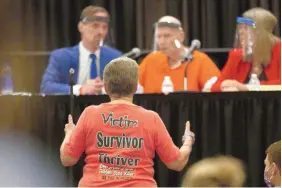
[139, 51, 220, 93]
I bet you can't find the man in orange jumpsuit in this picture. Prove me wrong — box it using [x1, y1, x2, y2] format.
[139, 16, 220, 93]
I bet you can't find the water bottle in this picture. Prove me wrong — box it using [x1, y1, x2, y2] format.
[248, 73, 260, 91]
[162, 76, 174, 94]
[1, 62, 13, 94]
[136, 83, 143, 94]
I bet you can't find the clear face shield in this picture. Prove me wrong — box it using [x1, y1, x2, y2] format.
[234, 17, 256, 60]
[80, 15, 116, 48]
[152, 22, 185, 60]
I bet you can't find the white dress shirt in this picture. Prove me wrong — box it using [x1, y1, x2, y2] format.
[73, 42, 144, 95]
[73, 42, 100, 95]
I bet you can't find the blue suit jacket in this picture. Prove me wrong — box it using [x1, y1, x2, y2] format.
[40, 44, 121, 94]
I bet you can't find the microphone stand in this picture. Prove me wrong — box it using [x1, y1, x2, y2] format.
[68, 68, 75, 186]
[183, 55, 193, 91]
[69, 68, 75, 118]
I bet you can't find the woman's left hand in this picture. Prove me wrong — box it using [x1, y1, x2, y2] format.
[221, 80, 249, 91]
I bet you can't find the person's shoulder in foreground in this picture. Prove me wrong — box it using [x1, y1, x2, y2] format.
[86, 102, 157, 117]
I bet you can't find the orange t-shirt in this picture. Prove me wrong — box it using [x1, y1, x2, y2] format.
[63, 103, 180, 187]
[139, 51, 220, 93]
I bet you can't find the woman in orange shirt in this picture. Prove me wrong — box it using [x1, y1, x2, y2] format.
[60, 57, 195, 187]
[211, 8, 281, 92]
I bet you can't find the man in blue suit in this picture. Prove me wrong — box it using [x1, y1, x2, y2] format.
[40, 6, 121, 95]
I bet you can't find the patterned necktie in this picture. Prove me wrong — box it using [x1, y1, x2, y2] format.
[90, 54, 97, 79]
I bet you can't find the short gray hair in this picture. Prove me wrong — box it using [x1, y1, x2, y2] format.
[103, 57, 139, 97]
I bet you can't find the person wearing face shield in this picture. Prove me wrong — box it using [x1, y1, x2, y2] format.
[264, 141, 281, 187]
[40, 6, 121, 95]
[139, 16, 220, 93]
[211, 8, 281, 92]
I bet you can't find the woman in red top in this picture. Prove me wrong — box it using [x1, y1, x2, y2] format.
[212, 8, 281, 92]
[60, 57, 195, 187]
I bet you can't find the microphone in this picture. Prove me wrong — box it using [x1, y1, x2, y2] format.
[183, 39, 201, 91]
[69, 68, 75, 117]
[122, 48, 141, 57]
[69, 68, 75, 85]
[181, 39, 201, 63]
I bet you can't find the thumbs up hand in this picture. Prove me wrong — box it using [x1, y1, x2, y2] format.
[64, 115, 76, 134]
[182, 121, 195, 147]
